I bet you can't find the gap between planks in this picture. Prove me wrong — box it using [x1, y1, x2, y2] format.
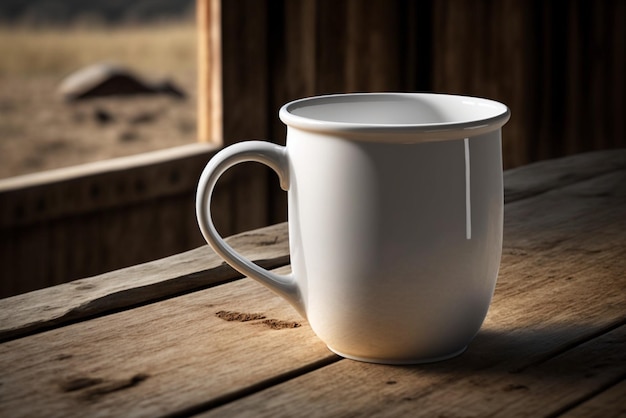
[511, 317, 626, 374]
[545, 372, 626, 418]
[160, 355, 342, 418]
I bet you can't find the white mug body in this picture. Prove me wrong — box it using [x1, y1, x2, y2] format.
[287, 128, 503, 363]
[196, 93, 510, 364]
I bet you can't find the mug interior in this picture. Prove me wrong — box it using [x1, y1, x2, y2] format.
[279, 93, 510, 140]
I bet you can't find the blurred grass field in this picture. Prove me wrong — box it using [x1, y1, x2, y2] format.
[0, 22, 197, 179]
[0, 23, 196, 78]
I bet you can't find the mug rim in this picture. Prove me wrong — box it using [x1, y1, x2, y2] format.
[279, 92, 511, 142]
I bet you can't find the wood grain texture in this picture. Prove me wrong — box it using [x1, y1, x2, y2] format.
[0, 222, 289, 342]
[0, 144, 220, 298]
[0, 267, 337, 418]
[504, 148, 626, 202]
[0, 143, 217, 228]
[219, 0, 273, 234]
[432, 0, 535, 168]
[560, 380, 626, 418]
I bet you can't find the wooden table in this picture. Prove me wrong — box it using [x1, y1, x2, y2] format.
[1, 150, 625, 417]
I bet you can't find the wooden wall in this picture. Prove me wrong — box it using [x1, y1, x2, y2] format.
[206, 0, 624, 168]
[430, 0, 625, 167]
[202, 0, 625, 226]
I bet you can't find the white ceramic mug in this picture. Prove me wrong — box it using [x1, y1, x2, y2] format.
[196, 93, 510, 364]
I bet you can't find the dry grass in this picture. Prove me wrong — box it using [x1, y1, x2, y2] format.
[0, 22, 196, 78]
[0, 22, 198, 179]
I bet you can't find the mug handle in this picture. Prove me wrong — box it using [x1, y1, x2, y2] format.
[195, 141, 300, 306]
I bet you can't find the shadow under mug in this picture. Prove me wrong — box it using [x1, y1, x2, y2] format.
[196, 93, 510, 364]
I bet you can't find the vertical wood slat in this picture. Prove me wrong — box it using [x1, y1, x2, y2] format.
[220, 0, 271, 233]
[220, 0, 270, 148]
[267, 0, 318, 145]
[315, 0, 348, 94]
[609, 0, 625, 148]
[431, 0, 534, 168]
[563, 1, 583, 158]
[314, 0, 414, 94]
[266, 0, 317, 224]
[197, 0, 222, 144]
[345, 0, 400, 92]
[197, 0, 275, 234]
[529, 0, 626, 164]
[586, 0, 609, 152]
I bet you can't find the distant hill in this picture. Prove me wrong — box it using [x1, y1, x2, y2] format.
[0, 0, 195, 26]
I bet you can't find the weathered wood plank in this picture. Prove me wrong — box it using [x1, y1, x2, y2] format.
[0, 222, 289, 342]
[503, 148, 626, 202]
[196, 169, 626, 416]
[0, 267, 337, 418]
[0, 143, 217, 228]
[560, 379, 626, 418]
